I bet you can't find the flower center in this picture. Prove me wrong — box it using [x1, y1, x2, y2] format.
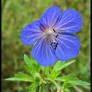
[44, 28, 55, 37]
[45, 29, 54, 35]
[46, 29, 53, 35]
[43, 28, 58, 49]
[44, 28, 58, 41]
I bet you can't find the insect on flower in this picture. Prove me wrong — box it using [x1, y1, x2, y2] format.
[21, 6, 83, 67]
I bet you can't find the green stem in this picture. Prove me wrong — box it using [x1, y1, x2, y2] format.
[46, 78, 60, 91]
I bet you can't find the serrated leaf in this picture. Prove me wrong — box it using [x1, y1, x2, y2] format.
[53, 60, 76, 72]
[5, 72, 33, 82]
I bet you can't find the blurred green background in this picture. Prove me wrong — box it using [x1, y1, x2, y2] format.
[2, 0, 90, 92]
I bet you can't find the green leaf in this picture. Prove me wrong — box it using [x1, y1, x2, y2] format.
[26, 82, 38, 92]
[24, 54, 38, 65]
[39, 84, 49, 92]
[5, 72, 33, 82]
[49, 71, 61, 80]
[24, 54, 41, 75]
[55, 76, 66, 82]
[68, 80, 90, 86]
[50, 84, 56, 92]
[34, 73, 41, 83]
[46, 78, 60, 89]
[53, 60, 76, 72]
[41, 67, 50, 77]
[24, 54, 33, 67]
[45, 67, 50, 76]
[62, 88, 71, 92]
[24, 54, 36, 75]
[39, 84, 45, 92]
[24, 65, 33, 75]
[55, 74, 90, 87]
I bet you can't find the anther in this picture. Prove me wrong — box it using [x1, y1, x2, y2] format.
[53, 29, 56, 32]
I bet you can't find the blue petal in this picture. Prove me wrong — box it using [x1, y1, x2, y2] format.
[40, 6, 61, 27]
[32, 38, 56, 67]
[55, 33, 80, 61]
[21, 20, 43, 46]
[54, 9, 83, 33]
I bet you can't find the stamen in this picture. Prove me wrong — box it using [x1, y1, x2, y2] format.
[53, 29, 55, 32]
[44, 28, 59, 50]
[51, 42, 58, 50]
[56, 34, 58, 38]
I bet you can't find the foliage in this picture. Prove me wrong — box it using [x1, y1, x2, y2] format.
[5, 55, 90, 92]
[2, 0, 90, 92]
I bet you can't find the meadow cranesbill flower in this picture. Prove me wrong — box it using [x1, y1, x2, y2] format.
[21, 6, 83, 67]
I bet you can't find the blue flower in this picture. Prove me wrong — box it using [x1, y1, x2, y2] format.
[21, 6, 83, 67]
